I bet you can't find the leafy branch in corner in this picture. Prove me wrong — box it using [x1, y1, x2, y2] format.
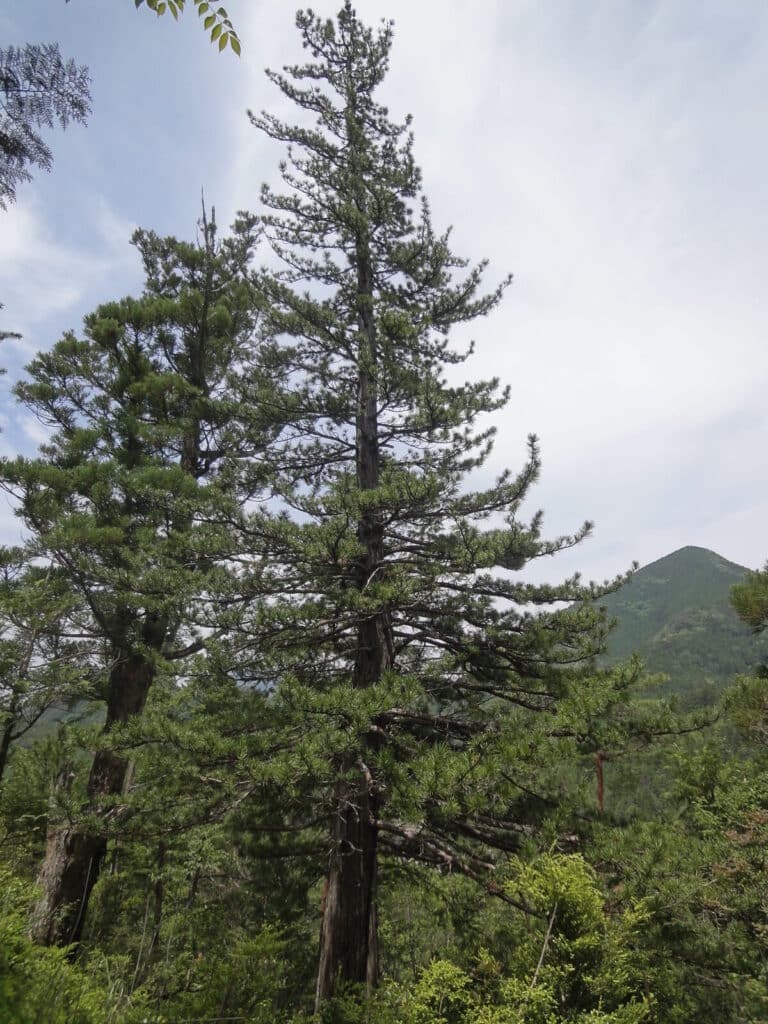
[132, 0, 241, 54]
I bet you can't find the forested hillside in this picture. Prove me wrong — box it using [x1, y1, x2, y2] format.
[601, 546, 768, 707]
[2, 6, 768, 1024]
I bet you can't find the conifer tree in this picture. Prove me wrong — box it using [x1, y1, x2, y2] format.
[1, 212, 272, 946]
[243, 4, 625, 1005]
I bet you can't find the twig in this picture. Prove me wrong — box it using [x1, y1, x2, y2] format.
[530, 900, 558, 989]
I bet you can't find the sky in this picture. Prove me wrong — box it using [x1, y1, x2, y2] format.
[2, 0, 768, 585]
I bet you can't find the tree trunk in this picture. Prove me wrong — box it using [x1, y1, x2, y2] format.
[29, 651, 154, 947]
[315, 138, 394, 1002]
[315, 615, 390, 1007]
[315, 779, 380, 1006]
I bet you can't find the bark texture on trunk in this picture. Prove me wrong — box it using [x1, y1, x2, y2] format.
[315, 609, 391, 1005]
[315, 781, 380, 1005]
[29, 652, 154, 947]
[29, 827, 107, 947]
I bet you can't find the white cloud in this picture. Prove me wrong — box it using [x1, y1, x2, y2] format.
[0, 193, 137, 352]
[19, 416, 50, 449]
[0, 202, 84, 333]
[93, 198, 139, 259]
[0, 190, 142, 379]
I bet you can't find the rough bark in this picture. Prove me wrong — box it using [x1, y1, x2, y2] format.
[315, 779, 381, 1004]
[29, 651, 154, 947]
[28, 826, 107, 947]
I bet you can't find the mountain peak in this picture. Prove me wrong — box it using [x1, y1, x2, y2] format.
[640, 546, 747, 576]
[601, 546, 764, 708]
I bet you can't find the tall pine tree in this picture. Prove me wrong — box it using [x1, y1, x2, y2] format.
[242, 4, 624, 1005]
[1, 211, 274, 946]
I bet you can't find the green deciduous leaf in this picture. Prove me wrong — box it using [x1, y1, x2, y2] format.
[131, 0, 237, 52]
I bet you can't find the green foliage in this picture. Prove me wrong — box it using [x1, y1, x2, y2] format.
[240, 6, 635, 967]
[590, 730, 768, 1024]
[3, 213, 264, 698]
[731, 564, 768, 635]
[311, 855, 653, 1024]
[0, 547, 90, 785]
[407, 960, 474, 1024]
[0, 722, 96, 873]
[5, 6, 768, 1024]
[0, 208, 281, 945]
[0, 43, 90, 209]
[0, 867, 155, 1023]
[151, 929, 289, 1021]
[133, 0, 241, 53]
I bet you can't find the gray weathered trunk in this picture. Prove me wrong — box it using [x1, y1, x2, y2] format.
[29, 652, 154, 946]
[315, 777, 381, 1003]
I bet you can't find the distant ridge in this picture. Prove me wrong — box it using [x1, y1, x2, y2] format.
[600, 546, 767, 707]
